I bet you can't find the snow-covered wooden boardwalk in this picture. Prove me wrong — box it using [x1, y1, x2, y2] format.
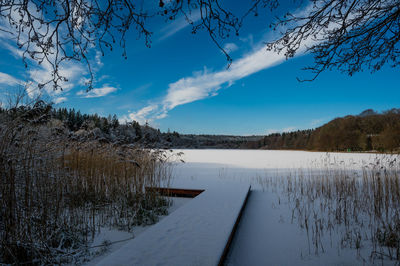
[97, 184, 251, 266]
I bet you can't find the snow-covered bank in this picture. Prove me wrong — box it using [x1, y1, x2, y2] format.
[85, 197, 191, 265]
[96, 183, 250, 266]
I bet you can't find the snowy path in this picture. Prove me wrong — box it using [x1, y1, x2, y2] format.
[97, 183, 250, 266]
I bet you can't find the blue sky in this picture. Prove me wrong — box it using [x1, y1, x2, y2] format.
[0, 1, 399, 135]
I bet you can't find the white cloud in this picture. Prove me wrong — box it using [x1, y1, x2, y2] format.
[25, 82, 41, 99]
[239, 34, 254, 47]
[122, 41, 308, 123]
[223, 43, 239, 53]
[0, 42, 24, 59]
[122, 3, 321, 124]
[78, 77, 91, 86]
[121, 41, 293, 123]
[0, 72, 23, 86]
[77, 86, 118, 98]
[158, 41, 309, 115]
[123, 104, 158, 124]
[0, 26, 87, 99]
[94, 50, 104, 69]
[158, 11, 201, 41]
[28, 61, 85, 94]
[53, 97, 67, 104]
[0, 6, 106, 100]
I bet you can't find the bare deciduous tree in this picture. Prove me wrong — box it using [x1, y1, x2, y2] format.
[0, 0, 398, 90]
[0, 0, 269, 90]
[267, 0, 400, 81]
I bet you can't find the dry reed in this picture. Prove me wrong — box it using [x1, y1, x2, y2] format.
[0, 118, 173, 264]
[257, 155, 400, 264]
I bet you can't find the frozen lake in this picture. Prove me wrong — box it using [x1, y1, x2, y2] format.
[171, 149, 400, 266]
[170, 149, 395, 190]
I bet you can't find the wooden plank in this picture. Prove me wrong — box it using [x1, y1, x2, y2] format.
[145, 187, 205, 198]
[97, 184, 251, 266]
[218, 186, 251, 265]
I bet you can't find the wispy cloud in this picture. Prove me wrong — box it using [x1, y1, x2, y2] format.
[0, 33, 85, 102]
[121, 104, 158, 124]
[29, 61, 85, 91]
[0, 7, 107, 103]
[94, 50, 104, 69]
[0, 72, 23, 86]
[223, 43, 239, 53]
[158, 11, 201, 41]
[77, 86, 118, 98]
[124, 35, 312, 124]
[122, 3, 323, 125]
[53, 96, 67, 104]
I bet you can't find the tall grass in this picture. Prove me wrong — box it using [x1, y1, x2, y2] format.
[0, 118, 173, 264]
[257, 155, 400, 263]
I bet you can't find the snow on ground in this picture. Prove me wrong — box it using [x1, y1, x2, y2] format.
[168, 150, 399, 266]
[170, 149, 396, 191]
[84, 197, 191, 265]
[174, 149, 392, 170]
[96, 150, 399, 266]
[226, 191, 371, 266]
[96, 183, 250, 266]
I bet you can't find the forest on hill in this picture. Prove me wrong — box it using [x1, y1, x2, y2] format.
[244, 109, 400, 152]
[0, 104, 258, 149]
[47, 107, 400, 152]
[2, 104, 398, 152]
[48, 107, 260, 148]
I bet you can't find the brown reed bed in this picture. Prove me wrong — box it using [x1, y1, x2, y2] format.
[257, 156, 400, 264]
[0, 118, 173, 264]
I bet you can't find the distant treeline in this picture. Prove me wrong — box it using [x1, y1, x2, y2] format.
[51, 107, 120, 132]
[1, 104, 399, 151]
[244, 109, 400, 152]
[46, 107, 259, 148]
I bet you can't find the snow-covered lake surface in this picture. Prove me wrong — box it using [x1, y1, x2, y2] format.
[169, 149, 399, 266]
[95, 149, 399, 265]
[174, 149, 391, 170]
[170, 149, 395, 191]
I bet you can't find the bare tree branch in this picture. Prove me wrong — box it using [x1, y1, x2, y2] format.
[266, 0, 400, 81]
[1, 0, 274, 90]
[2, 0, 397, 89]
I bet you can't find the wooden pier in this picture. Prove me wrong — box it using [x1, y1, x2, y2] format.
[145, 187, 205, 198]
[97, 184, 251, 266]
